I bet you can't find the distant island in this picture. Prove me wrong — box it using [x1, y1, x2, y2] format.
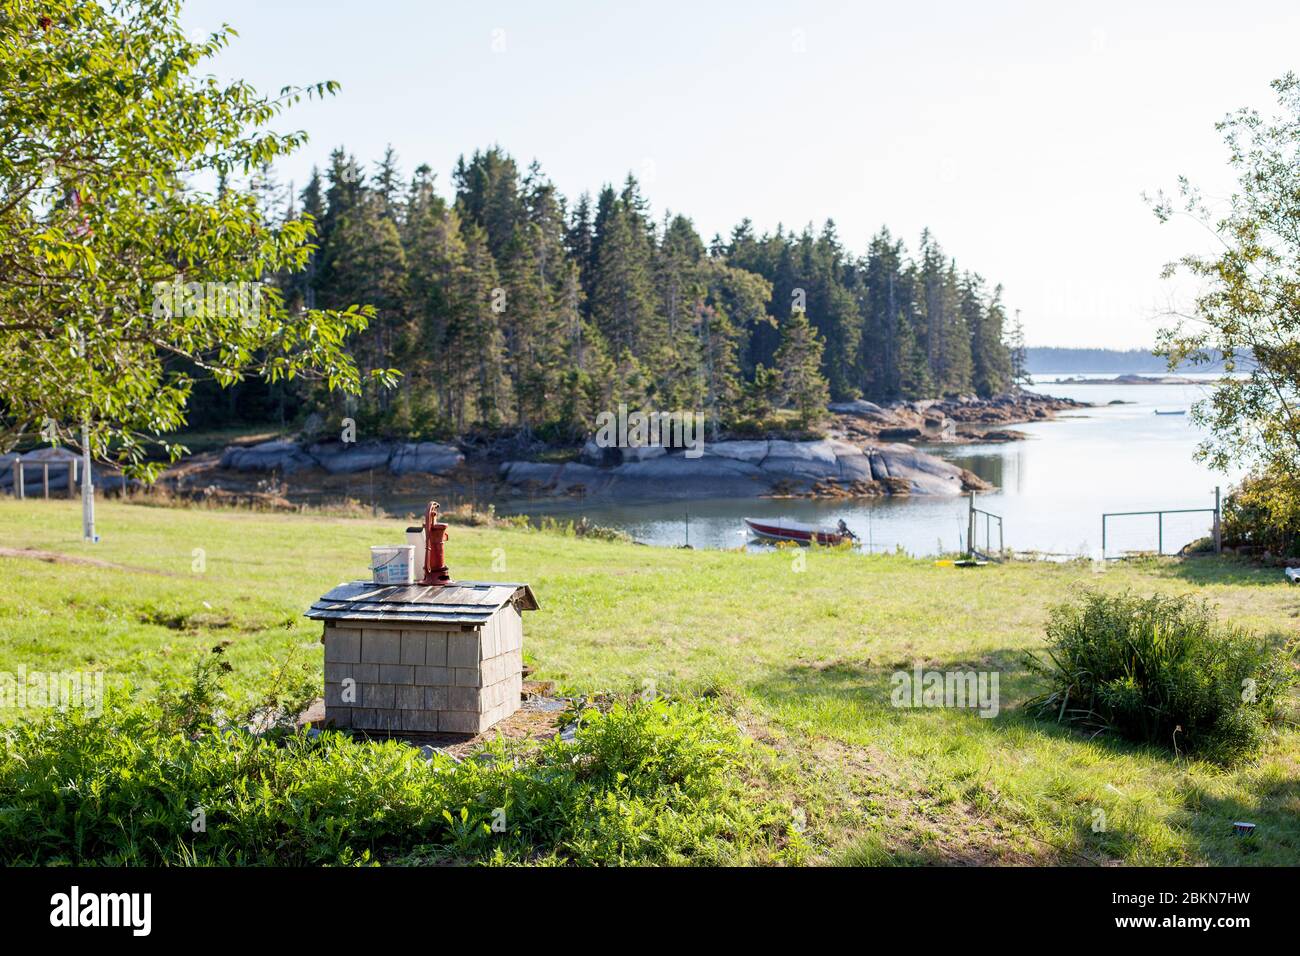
[1026, 347, 1238, 375]
[1049, 373, 1203, 385]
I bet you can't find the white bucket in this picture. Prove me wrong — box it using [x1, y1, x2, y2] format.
[370, 545, 415, 585]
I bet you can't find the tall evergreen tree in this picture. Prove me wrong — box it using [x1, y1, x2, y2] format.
[180, 142, 1022, 440]
[860, 229, 906, 397]
[969, 280, 1013, 397]
[373, 145, 404, 222]
[939, 261, 974, 395]
[775, 308, 830, 427]
[803, 221, 862, 400]
[1007, 309, 1030, 388]
[895, 305, 934, 399]
[320, 193, 407, 415]
[453, 147, 523, 259]
[589, 199, 664, 377]
[450, 222, 508, 428]
[699, 262, 771, 434]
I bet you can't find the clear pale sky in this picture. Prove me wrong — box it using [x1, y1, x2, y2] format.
[182, 0, 1300, 349]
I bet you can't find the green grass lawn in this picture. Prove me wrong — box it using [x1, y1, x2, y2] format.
[1, 499, 1296, 865]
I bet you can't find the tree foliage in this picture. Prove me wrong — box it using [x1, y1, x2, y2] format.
[1153, 72, 1300, 476]
[0, 0, 390, 475]
[2, 3, 1021, 459]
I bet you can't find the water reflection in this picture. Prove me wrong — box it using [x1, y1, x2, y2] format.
[493, 376, 1237, 557]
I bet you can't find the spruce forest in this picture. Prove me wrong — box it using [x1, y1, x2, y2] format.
[205, 146, 1021, 441]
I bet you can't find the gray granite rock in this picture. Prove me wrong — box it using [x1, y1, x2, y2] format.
[306, 441, 395, 475]
[219, 440, 316, 475]
[868, 442, 966, 494]
[219, 439, 463, 477]
[388, 442, 464, 475]
[828, 399, 885, 417]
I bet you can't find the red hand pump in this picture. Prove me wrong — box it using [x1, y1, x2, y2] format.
[420, 500, 453, 586]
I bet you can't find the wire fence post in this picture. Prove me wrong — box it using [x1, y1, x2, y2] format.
[1214, 485, 1222, 554]
[967, 492, 976, 559]
[1101, 488, 1222, 560]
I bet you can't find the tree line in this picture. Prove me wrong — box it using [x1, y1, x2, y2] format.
[191, 146, 1020, 441]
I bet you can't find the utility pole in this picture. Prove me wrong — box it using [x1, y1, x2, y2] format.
[81, 417, 97, 543]
[77, 325, 98, 544]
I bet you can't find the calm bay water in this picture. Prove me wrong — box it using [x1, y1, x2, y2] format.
[498, 374, 1237, 557]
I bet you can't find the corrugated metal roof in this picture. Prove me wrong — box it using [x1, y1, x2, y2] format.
[305, 580, 538, 626]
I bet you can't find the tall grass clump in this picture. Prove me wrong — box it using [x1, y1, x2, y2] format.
[0, 668, 801, 865]
[1026, 590, 1295, 762]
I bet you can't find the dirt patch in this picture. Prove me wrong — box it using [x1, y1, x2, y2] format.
[735, 707, 1097, 866]
[296, 680, 573, 759]
[0, 546, 181, 577]
[806, 736, 1055, 865]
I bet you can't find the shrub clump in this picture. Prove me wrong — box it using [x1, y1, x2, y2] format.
[1221, 469, 1300, 559]
[0, 686, 801, 866]
[1026, 589, 1295, 762]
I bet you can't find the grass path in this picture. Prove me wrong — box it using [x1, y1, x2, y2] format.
[0, 500, 1296, 865]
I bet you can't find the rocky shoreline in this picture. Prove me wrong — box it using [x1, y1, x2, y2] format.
[828, 390, 1087, 444]
[193, 433, 990, 504]
[78, 391, 1084, 507]
[500, 437, 990, 500]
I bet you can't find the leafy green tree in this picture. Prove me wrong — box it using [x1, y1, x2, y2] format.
[0, 0, 389, 475]
[1154, 72, 1300, 476]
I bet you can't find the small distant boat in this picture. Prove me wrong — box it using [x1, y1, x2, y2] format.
[744, 517, 857, 546]
[1154, 409, 1187, 416]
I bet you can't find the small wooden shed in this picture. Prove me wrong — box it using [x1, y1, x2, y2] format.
[307, 580, 539, 735]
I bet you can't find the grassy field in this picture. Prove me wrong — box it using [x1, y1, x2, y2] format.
[0, 499, 1296, 865]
